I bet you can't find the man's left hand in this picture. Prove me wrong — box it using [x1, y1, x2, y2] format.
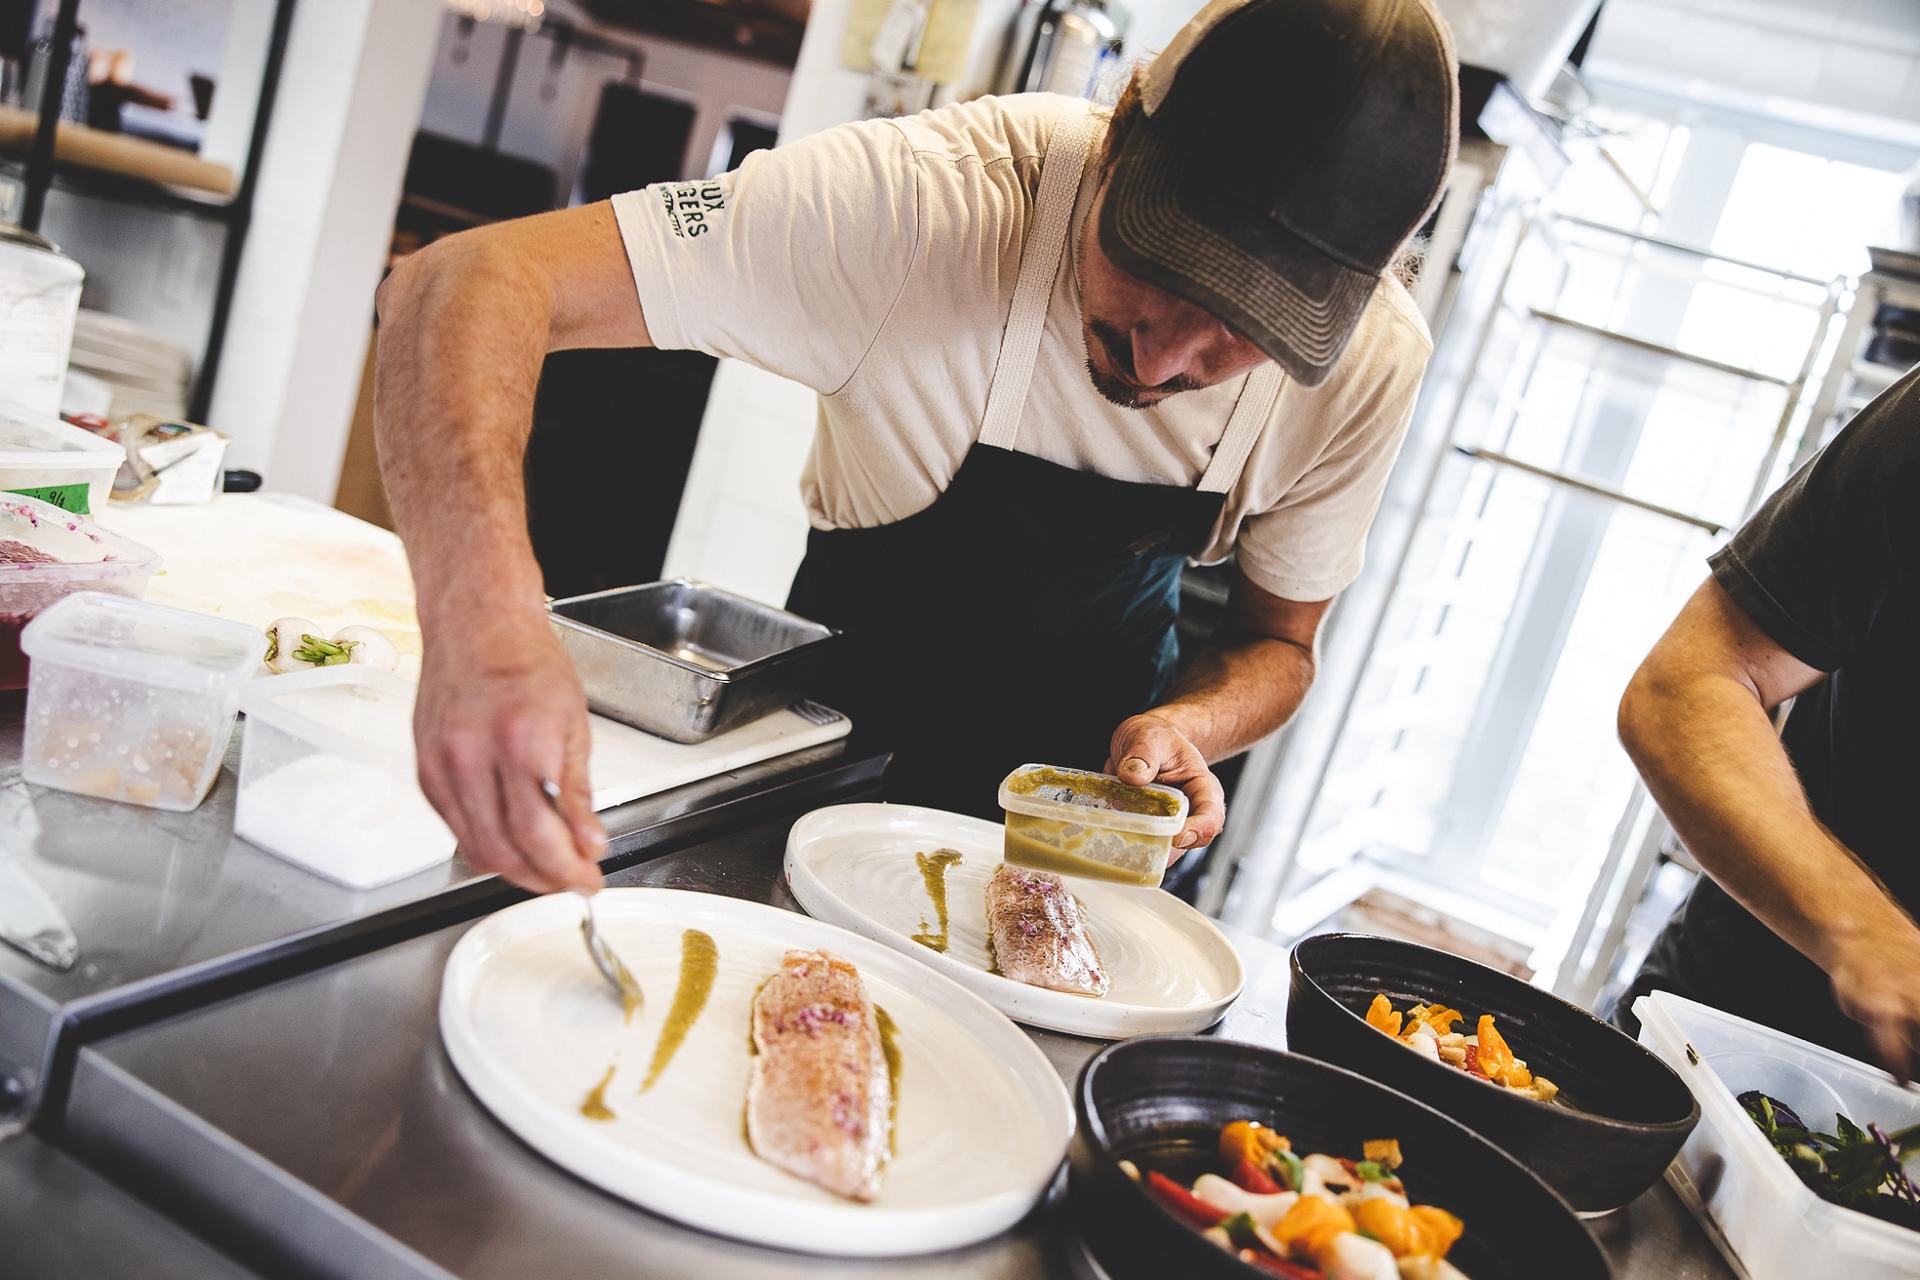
[1106, 713, 1225, 858]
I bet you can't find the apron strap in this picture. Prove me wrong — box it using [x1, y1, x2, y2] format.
[1198, 363, 1285, 494]
[978, 109, 1098, 452]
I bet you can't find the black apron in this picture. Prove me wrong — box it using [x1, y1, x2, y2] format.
[786, 112, 1284, 819]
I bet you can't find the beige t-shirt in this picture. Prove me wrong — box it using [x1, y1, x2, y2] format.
[610, 94, 1432, 601]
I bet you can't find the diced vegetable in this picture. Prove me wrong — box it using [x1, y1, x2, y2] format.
[1145, 1170, 1230, 1230]
[1223, 1212, 1264, 1251]
[1234, 1157, 1285, 1195]
[1194, 1174, 1300, 1227]
[1273, 1147, 1307, 1192]
[1273, 1194, 1356, 1264]
[1408, 1205, 1464, 1258]
[1363, 1139, 1404, 1171]
[1366, 994, 1403, 1037]
[1323, 1231, 1400, 1280]
[1351, 1200, 1462, 1260]
[1474, 1016, 1514, 1080]
[1355, 1160, 1391, 1183]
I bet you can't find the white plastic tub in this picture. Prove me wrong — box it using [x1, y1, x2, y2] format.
[0, 493, 160, 688]
[0, 397, 125, 516]
[20, 592, 261, 810]
[1634, 990, 1920, 1280]
[236, 667, 455, 890]
[997, 763, 1187, 887]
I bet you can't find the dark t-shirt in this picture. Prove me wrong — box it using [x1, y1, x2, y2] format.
[1620, 364, 1920, 1060]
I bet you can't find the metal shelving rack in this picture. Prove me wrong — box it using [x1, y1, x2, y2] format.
[8, 0, 299, 422]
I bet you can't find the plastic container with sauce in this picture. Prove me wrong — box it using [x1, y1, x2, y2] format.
[0, 397, 126, 516]
[0, 494, 160, 688]
[21, 592, 261, 811]
[236, 667, 456, 889]
[997, 763, 1188, 888]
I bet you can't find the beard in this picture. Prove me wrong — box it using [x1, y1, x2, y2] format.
[1083, 318, 1203, 410]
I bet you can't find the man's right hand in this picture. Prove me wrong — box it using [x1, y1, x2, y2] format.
[1824, 918, 1920, 1081]
[414, 611, 607, 894]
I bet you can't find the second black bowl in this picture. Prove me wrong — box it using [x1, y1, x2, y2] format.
[1287, 932, 1699, 1213]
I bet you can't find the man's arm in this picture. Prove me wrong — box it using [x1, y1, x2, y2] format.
[374, 204, 649, 894]
[1619, 577, 1920, 1077]
[1107, 564, 1329, 853]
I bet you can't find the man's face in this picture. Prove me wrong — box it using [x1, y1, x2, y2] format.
[1078, 174, 1270, 410]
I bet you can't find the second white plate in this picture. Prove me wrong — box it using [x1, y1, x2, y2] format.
[785, 803, 1245, 1038]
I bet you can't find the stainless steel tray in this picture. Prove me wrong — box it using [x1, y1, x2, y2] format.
[549, 579, 837, 743]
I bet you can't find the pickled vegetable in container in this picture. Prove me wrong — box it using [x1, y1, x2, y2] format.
[997, 763, 1187, 888]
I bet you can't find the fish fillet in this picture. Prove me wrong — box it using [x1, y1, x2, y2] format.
[985, 864, 1110, 997]
[746, 948, 891, 1201]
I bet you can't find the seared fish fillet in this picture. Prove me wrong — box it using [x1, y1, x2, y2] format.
[985, 865, 1110, 997]
[746, 948, 891, 1201]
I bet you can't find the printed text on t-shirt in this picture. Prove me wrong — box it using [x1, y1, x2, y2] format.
[660, 181, 726, 239]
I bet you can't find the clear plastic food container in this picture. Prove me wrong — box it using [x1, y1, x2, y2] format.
[236, 667, 456, 890]
[1635, 990, 1920, 1280]
[0, 494, 160, 688]
[997, 763, 1188, 887]
[20, 592, 261, 810]
[0, 397, 126, 516]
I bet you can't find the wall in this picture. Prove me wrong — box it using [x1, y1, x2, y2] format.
[661, 0, 1206, 603]
[1587, 0, 1920, 136]
[205, 0, 443, 495]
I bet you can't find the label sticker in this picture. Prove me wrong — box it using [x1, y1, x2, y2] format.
[8, 482, 90, 514]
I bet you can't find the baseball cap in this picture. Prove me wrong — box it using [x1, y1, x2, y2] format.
[1099, 0, 1458, 386]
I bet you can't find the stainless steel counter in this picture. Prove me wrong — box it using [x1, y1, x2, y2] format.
[60, 812, 1735, 1280]
[0, 1130, 260, 1278]
[0, 684, 880, 1127]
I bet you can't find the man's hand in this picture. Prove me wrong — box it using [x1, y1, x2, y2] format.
[1106, 713, 1225, 858]
[1823, 919, 1920, 1080]
[414, 612, 606, 894]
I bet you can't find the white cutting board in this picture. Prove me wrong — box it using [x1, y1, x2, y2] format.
[588, 707, 849, 812]
[100, 493, 424, 671]
[100, 494, 851, 807]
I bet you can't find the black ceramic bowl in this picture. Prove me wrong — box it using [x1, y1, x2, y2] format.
[1287, 933, 1699, 1213]
[1069, 1036, 1609, 1280]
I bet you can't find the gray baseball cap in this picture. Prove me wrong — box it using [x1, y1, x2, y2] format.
[1100, 0, 1458, 386]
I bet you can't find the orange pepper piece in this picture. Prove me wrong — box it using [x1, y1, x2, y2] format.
[1409, 1204, 1465, 1258]
[1366, 994, 1403, 1038]
[1219, 1119, 1288, 1168]
[1423, 1006, 1464, 1035]
[1350, 1198, 1419, 1255]
[1272, 1195, 1356, 1265]
[1475, 1014, 1514, 1078]
[1502, 1062, 1533, 1089]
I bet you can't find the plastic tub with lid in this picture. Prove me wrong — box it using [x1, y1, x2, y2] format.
[0, 397, 124, 516]
[21, 592, 261, 811]
[236, 666, 456, 890]
[0, 496, 160, 688]
[997, 763, 1187, 887]
[1634, 990, 1920, 1280]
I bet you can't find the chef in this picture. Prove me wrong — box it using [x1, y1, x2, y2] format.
[371, 0, 1459, 894]
[1613, 366, 1920, 1078]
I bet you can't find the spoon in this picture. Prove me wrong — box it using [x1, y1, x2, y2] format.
[540, 777, 642, 1019]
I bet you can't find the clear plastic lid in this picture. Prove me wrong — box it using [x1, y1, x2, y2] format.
[998, 763, 1188, 835]
[0, 398, 124, 466]
[21, 591, 262, 693]
[239, 665, 419, 773]
[0, 493, 159, 579]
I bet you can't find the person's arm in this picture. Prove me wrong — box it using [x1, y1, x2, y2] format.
[374, 204, 649, 894]
[1619, 578, 1920, 1077]
[1107, 565, 1330, 853]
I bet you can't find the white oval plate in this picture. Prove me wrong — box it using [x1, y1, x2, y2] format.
[784, 804, 1245, 1039]
[439, 888, 1073, 1257]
